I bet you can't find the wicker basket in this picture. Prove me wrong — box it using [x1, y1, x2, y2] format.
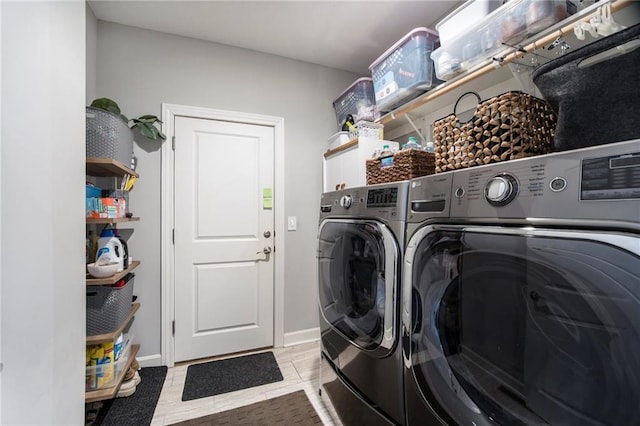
[86, 107, 134, 167]
[433, 91, 556, 173]
[366, 149, 435, 185]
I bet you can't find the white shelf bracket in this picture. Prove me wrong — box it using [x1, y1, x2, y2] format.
[405, 114, 426, 144]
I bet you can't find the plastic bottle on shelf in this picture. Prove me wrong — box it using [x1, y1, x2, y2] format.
[405, 136, 420, 149]
[380, 144, 392, 157]
[425, 140, 435, 153]
[96, 228, 125, 272]
[380, 144, 394, 168]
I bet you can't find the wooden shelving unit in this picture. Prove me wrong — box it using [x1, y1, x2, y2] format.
[85, 344, 140, 403]
[86, 156, 142, 403]
[86, 157, 139, 178]
[86, 260, 140, 286]
[324, 138, 358, 158]
[86, 303, 140, 345]
[86, 217, 140, 224]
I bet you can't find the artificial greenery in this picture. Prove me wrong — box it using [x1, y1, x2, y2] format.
[90, 97, 166, 141]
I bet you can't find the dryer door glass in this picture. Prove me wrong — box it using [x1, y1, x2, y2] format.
[318, 220, 398, 351]
[407, 227, 640, 426]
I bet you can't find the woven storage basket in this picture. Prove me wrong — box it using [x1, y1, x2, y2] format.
[433, 91, 556, 173]
[366, 149, 435, 185]
[86, 274, 134, 336]
[86, 107, 134, 167]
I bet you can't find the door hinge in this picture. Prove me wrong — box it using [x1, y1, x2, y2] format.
[172, 320, 175, 336]
[172, 228, 175, 244]
[172, 136, 176, 151]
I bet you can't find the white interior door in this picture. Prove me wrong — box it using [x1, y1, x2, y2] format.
[174, 116, 274, 362]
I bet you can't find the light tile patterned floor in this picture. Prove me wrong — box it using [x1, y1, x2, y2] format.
[150, 340, 343, 425]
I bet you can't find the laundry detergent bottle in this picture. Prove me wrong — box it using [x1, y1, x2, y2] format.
[96, 228, 125, 272]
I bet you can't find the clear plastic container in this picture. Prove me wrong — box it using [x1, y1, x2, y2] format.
[369, 28, 440, 112]
[333, 77, 377, 131]
[432, 0, 571, 81]
[85, 334, 133, 391]
[436, 0, 503, 48]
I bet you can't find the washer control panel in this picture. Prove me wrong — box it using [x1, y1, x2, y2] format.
[485, 174, 519, 206]
[449, 139, 640, 222]
[339, 195, 353, 208]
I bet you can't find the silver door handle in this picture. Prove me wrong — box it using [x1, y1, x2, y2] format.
[256, 246, 272, 258]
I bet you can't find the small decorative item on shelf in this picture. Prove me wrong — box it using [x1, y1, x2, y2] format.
[432, 91, 556, 173]
[366, 148, 435, 185]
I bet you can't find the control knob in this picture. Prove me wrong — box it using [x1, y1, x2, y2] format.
[485, 174, 518, 206]
[340, 195, 353, 209]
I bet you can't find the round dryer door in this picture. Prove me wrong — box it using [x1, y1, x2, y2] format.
[318, 219, 399, 354]
[404, 225, 640, 426]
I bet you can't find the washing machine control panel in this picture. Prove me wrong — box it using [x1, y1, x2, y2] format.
[449, 139, 640, 221]
[485, 174, 518, 206]
[339, 195, 353, 208]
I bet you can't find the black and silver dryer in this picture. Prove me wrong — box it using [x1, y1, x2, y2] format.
[403, 139, 640, 426]
[318, 182, 409, 425]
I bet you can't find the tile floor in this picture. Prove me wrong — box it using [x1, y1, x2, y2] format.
[150, 340, 343, 425]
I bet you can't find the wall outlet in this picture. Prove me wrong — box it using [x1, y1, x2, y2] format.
[287, 216, 297, 231]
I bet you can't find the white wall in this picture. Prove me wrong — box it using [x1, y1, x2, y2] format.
[1, 2, 85, 424]
[95, 21, 360, 359]
[86, 5, 97, 103]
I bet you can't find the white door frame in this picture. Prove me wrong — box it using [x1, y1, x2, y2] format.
[160, 103, 285, 367]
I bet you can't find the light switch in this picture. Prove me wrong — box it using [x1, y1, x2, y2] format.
[287, 216, 297, 231]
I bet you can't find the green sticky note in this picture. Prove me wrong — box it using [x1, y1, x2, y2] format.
[263, 188, 272, 198]
[263, 198, 273, 209]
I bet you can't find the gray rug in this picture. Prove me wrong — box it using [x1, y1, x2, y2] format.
[171, 390, 322, 425]
[91, 366, 168, 426]
[181, 351, 283, 401]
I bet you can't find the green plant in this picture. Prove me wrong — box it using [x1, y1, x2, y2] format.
[90, 98, 166, 141]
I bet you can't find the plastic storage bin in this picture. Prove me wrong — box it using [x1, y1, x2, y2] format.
[86, 184, 101, 198]
[333, 77, 377, 130]
[86, 107, 134, 167]
[432, 0, 571, 81]
[85, 334, 133, 391]
[86, 274, 135, 336]
[369, 28, 440, 112]
[328, 131, 351, 151]
[436, 0, 503, 48]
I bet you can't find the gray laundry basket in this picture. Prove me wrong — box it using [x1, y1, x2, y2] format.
[86, 273, 134, 336]
[532, 23, 640, 151]
[86, 106, 134, 167]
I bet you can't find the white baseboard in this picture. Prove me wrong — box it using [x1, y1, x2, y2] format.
[283, 327, 320, 347]
[138, 330, 319, 368]
[136, 353, 163, 368]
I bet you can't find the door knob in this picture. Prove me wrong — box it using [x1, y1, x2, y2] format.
[263, 230, 271, 238]
[257, 246, 272, 255]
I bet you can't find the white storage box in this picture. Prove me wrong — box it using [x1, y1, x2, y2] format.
[369, 28, 440, 112]
[328, 131, 351, 150]
[333, 77, 378, 130]
[436, 0, 503, 48]
[323, 139, 399, 192]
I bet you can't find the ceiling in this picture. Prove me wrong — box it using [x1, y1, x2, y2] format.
[88, 0, 464, 75]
